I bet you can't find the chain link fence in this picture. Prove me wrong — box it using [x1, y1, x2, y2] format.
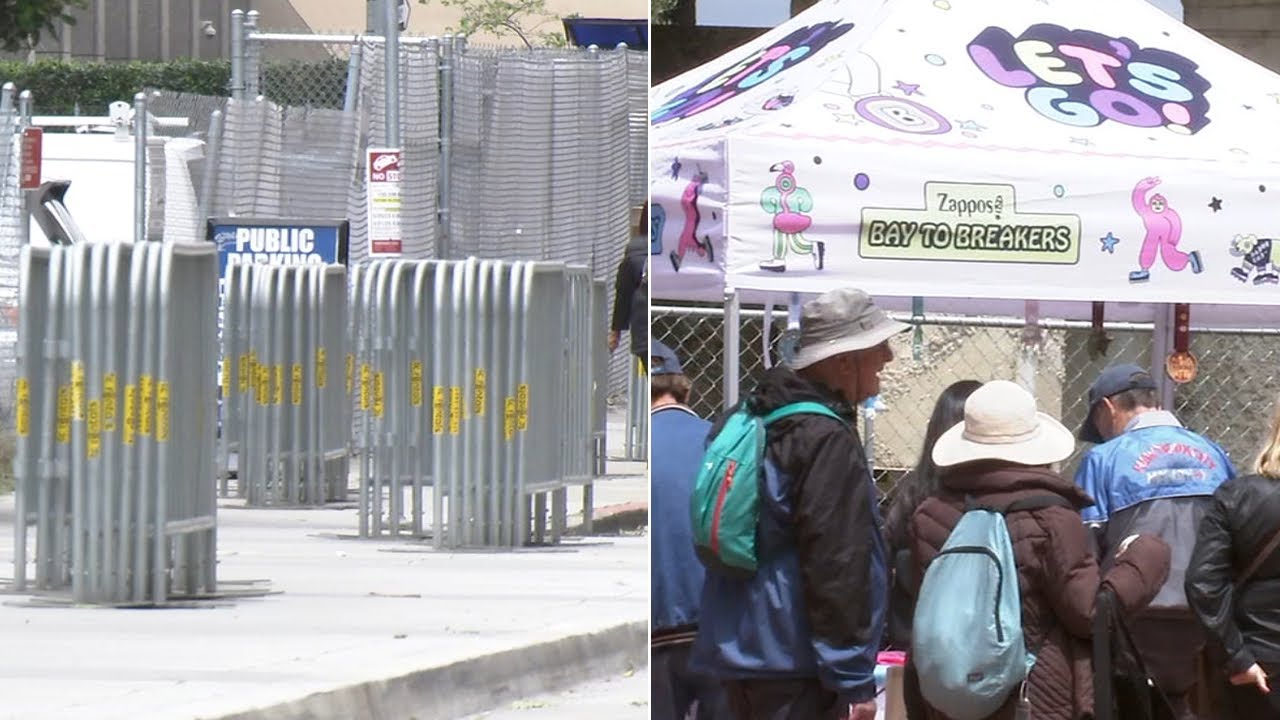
[653, 303, 1280, 498]
[0, 88, 23, 425]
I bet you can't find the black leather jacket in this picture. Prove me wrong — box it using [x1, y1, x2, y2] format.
[1186, 473, 1280, 673]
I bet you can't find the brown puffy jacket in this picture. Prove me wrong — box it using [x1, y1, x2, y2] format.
[907, 462, 1172, 720]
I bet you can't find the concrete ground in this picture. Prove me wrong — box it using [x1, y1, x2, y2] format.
[463, 667, 649, 719]
[0, 409, 649, 720]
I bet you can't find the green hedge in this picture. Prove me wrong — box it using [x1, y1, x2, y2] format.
[0, 57, 351, 114]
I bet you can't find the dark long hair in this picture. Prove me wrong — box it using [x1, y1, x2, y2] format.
[885, 379, 982, 547]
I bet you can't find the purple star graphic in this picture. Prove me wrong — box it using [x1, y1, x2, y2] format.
[894, 81, 921, 96]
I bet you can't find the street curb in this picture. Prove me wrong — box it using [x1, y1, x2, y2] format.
[207, 620, 648, 720]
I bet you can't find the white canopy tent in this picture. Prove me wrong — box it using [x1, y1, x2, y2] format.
[649, 0, 1280, 408]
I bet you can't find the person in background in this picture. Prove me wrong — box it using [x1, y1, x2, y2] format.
[609, 203, 649, 367]
[692, 288, 905, 720]
[909, 380, 1172, 720]
[1074, 363, 1236, 719]
[651, 339, 729, 720]
[882, 379, 981, 718]
[1186, 395, 1280, 718]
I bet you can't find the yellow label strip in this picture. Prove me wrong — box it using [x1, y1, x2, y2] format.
[473, 369, 487, 417]
[123, 384, 136, 446]
[15, 377, 29, 437]
[449, 386, 462, 436]
[516, 383, 529, 432]
[291, 363, 303, 406]
[156, 381, 170, 442]
[102, 373, 117, 432]
[374, 372, 385, 418]
[87, 399, 101, 458]
[56, 386, 70, 445]
[71, 361, 85, 420]
[410, 360, 424, 407]
[140, 375, 153, 437]
[504, 397, 516, 442]
[432, 386, 445, 435]
[315, 348, 327, 389]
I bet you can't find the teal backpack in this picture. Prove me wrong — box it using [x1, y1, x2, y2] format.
[690, 401, 845, 576]
[912, 495, 1071, 720]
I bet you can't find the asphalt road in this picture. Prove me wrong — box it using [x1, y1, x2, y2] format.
[464, 668, 649, 719]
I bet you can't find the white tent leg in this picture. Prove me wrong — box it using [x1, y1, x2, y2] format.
[724, 289, 740, 411]
[1151, 303, 1177, 411]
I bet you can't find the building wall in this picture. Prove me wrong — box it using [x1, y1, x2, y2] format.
[1186, 0, 1280, 73]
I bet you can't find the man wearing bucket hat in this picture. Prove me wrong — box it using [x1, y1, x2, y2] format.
[908, 380, 1171, 720]
[691, 288, 903, 720]
[1074, 364, 1236, 719]
[650, 340, 730, 720]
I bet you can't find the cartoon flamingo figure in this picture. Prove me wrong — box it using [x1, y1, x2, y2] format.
[670, 171, 714, 272]
[759, 161, 823, 272]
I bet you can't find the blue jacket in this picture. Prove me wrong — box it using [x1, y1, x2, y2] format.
[651, 405, 712, 636]
[690, 367, 888, 705]
[1074, 411, 1236, 608]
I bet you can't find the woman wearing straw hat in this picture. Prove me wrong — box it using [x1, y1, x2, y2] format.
[907, 380, 1171, 720]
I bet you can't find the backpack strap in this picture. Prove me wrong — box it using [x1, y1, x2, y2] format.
[760, 401, 848, 427]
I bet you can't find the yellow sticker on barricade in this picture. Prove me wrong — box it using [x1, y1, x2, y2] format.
[374, 372, 385, 418]
[410, 361, 424, 407]
[102, 373, 117, 432]
[516, 383, 529, 432]
[473, 369, 487, 417]
[72, 361, 85, 420]
[449, 386, 462, 435]
[16, 378, 29, 437]
[432, 386, 445, 435]
[360, 364, 371, 411]
[123, 384, 136, 446]
[315, 348, 327, 389]
[239, 354, 251, 394]
[87, 399, 101, 458]
[346, 354, 355, 394]
[156, 381, 170, 442]
[56, 386, 71, 444]
[504, 397, 516, 441]
[291, 363, 303, 406]
[140, 375, 154, 437]
[273, 365, 284, 406]
[256, 365, 269, 407]
[221, 359, 230, 394]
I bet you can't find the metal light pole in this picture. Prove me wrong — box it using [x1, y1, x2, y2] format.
[383, 0, 400, 147]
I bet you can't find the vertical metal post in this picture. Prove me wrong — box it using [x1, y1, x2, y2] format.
[383, 0, 401, 147]
[1152, 303, 1176, 411]
[133, 92, 148, 245]
[244, 11, 261, 98]
[437, 35, 455, 259]
[18, 90, 33, 246]
[229, 10, 245, 100]
[198, 109, 222, 224]
[342, 42, 364, 114]
[723, 289, 741, 411]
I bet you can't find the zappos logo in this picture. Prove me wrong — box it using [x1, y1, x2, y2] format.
[967, 24, 1212, 134]
[651, 21, 854, 126]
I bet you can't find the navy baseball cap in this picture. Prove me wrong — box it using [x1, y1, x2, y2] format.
[650, 340, 684, 376]
[1078, 363, 1159, 444]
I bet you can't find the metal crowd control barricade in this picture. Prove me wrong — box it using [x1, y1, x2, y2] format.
[219, 262, 349, 506]
[14, 242, 219, 605]
[352, 258, 603, 547]
[624, 355, 647, 461]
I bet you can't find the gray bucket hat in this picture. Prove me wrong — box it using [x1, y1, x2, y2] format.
[789, 288, 910, 370]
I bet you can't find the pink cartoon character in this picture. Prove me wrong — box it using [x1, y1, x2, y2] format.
[670, 170, 714, 272]
[759, 161, 824, 272]
[1129, 176, 1202, 283]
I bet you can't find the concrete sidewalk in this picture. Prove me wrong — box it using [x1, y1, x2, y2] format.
[0, 412, 649, 720]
